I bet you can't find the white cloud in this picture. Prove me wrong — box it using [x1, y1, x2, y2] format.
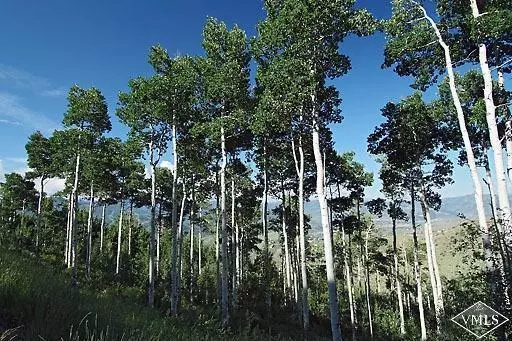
[0, 92, 59, 133]
[0, 64, 65, 98]
[37, 177, 66, 195]
[0, 158, 64, 194]
[160, 160, 174, 170]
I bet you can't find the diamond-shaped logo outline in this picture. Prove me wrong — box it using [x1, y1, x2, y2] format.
[451, 301, 509, 339]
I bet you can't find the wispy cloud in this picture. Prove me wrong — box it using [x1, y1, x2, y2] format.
[0, 118, 22, 126]
[0, 64, 65, 98]
[0, 92, 59, 133]
[41, 87, 66, 98]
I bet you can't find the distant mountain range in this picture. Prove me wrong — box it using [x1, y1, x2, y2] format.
[70, 192, 498, 237]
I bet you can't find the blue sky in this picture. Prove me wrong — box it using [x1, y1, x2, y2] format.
[0, 0, 508, 198]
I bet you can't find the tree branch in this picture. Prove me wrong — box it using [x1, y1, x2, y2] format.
[491, 58, 512, 72]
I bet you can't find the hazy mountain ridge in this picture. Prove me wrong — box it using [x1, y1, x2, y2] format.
[70, 193, 498, 237]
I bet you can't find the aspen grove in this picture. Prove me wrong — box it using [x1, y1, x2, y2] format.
[1, 1, 512, 340]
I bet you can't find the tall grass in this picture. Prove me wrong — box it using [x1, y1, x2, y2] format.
[0, 249, 299, 341]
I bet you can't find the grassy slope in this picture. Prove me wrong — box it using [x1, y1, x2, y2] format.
[0, 248, 302, 341]
[392, 222, 482, 280]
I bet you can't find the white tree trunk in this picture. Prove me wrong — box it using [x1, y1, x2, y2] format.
[116, 200, 124, 275]
[417, 2, 491, 264]
[411, 188, 427, 341]
[485, 165, 512, 308]
[86, 181, 94, 275]
[498, 71, 512, 184]
[262, 141, 271, 331]
[470, 0, 512, 234]
[364, 226, 373, 340]
[148, 141, 157, 307]
[403, 244, 412, 316]
[235, 221, 240, 289]
[294, 231, 300, 303]
[418, 190, 442, 333]
[176, 182, 186, 311]
[198, 211, 202, 277]
[36, 177, 44, 254]
[292, 133, 309, 329]
[312, 110, 342, 341]
[71, 152, 80, 287]
[231, 175, 238, 310]
[128, 202, 133, 256]
[392, 218, 405, 335]
[100, 203, 106, 253]
[156, 210, 160, 275]
[281, 186, 292, 297]
[342, 223, 356, 341]
[220, 125, 229, 326]
[170, 121, 180, 314]
[190, 188, 195, 304]
[65, 192, 72, 265]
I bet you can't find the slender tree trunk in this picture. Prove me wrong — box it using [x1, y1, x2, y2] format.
[170, 121, 180, 314]
[341, 214, 356, 341]
[220, 125, 229, 327]
[100, 203, 106, 253]
[20, 200, 26, 235]
[148, 138, 157, 307]
[418, 189, 442, 333]
[292, 132, 309, 330]
[312, 109, 342, 341]
[176, 182, 186, 312]
[215, 178, 220, 305]
[470, 0, 512, 234]
[392, 217, 405, 335]
[231, 174, 238, 311]
[116, 200, 124, 275]
[235, 218, 241, 299]
[157, 203, 162, 276]
[357, 258, 362, 296]
[128, 201, 133, 256]
[484, 165, 512, 309]
[65, 192, 72, 265]
[348, 232, 358, 328]
[190, 182, 195, 304]
[411, 186, 427, 340]
[262, 141, 271, 336]
[281, 181, 292, 298]
[71, 151, 80, 288]
[418, 3, 492, 276]
[499, 70, 512, 183]
[364, 226, 373, 340]
[198, 211, 202, 277]
[36, 177, 44, 255]
[294, 230, 300, 304]
[403, 244, 412, 316]
[86, 181, 94, 275]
